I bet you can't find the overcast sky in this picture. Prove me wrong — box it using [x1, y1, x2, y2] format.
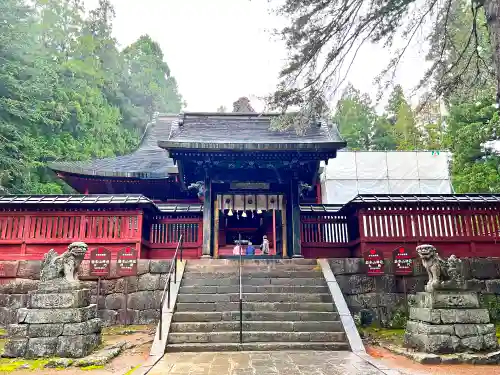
[84, 0, 429, 112]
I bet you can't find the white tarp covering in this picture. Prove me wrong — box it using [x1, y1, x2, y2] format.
[321, 151, 452, 204]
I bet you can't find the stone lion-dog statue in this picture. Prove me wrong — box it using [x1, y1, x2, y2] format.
[416, 244, 463, 292]
[40, 242, 88, 283]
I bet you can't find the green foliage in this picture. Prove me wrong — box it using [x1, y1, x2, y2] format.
[446, 97, 500, 193]
[0, 0, 183, 194]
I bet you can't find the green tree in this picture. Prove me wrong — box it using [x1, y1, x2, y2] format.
[0, 0, 184, 194]
[333, 84, 374, 150]
[268, 0, 500, 115]
[446, 97, 500, 192]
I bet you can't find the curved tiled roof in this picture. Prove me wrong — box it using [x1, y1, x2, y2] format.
[161, 112, 345, 151]
[48, 115, 179, 178]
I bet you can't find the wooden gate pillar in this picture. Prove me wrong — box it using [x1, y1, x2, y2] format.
[201, 174, 213, 257]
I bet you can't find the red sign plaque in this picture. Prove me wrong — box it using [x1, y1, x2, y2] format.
[117, 247, 138, 276]
[363, 248, 385, 276]
[89, 247, 111, 277]
[393, 246, 413, 276]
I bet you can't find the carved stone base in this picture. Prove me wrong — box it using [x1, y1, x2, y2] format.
[3, 288, 102, 358]
[404, 291, 498, 354]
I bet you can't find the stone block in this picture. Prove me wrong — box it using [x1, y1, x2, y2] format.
[416, 291, 479, 309]
[37, 279, 92, 293]
[0, 293, 9, 307]
[454, 324, 478, 338]
[328, 258, 364, 275]
[335, 274, 375, 295]
[57, 334, 100, 358]
[26, 337, 58, 358]
[0, 261, 19, 277]
[0, 307, 17, 326]
[98, 309, 118, 326]
[375, 275, 396, 293]
[460, 336, 483, 351]
[485, 279, 500, 294]
[29, 323, 64, 337]
[28, 289, 91, 309]
[483, 333, 499, 350]
[19, 305, 97, 324]
[409, 308, 441, 324]
[8, 294, 28, 309]
[136, 260, 150, 275]
[440, 309, 490, 324]
[396, 276, 427, 294]
[465, 279, 485, 292]
[0, 279, 38, 294]
[104, 293, 125, 310]
[127, 290, 160, 310]
[100, 279, 118, 295]
[90, 295, 105, 309]
[469, 258, 500, 280]
[137, 309, 160, 324]
[114, 276, 138, 293]
[406, 321, 454, 335]
[17, 261, 41, 279]
[346, 293, 378, 309]
[117, 309, 138, 325]
[7, 324, 28, 338]
[2, 338, 28, 358]
[404, 333, 459, 354]
[149, 260, 171, 274]
[138, 274, 160, 291]
[62, 318, 102, 336]
[477, 323, 495, 335]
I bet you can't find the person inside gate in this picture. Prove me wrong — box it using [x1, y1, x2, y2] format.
[246, 241, 255, 256]
[261, 235, 269, 255]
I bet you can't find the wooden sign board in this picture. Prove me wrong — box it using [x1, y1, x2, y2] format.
[393, 246, 413, 276]
[363, 248, 385, 276]
[117, 247, 138, 276]
[89, 247, 111, 277]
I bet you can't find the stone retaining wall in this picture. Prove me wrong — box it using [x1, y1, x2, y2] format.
[0, 260, 172, 327]
[329, 257, 500, 327]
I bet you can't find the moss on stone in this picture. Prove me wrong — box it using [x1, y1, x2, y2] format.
[102, 325, 151, 336]
[359, 327, 405, 346]
[0, 327, 7, 337]
[80, 365, 105, 370]
[0, 358, 50, 372]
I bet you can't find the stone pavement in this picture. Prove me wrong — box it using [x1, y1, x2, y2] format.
[147, 351, 408, 375]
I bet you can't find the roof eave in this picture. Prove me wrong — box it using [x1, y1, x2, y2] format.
[49, 163, 179, 179]
[159, 141, 347, 152]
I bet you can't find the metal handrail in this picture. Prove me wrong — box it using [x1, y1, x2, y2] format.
[238, 233, 243, 344]
[159, 234, 184, 341]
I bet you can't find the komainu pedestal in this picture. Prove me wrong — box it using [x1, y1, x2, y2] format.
[3, 243, 102, 358]
[404, 245, 498, 354]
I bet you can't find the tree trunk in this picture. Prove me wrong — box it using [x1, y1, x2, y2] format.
[484, 0, 500, 105]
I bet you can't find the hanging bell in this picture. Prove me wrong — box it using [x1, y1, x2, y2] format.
[241, 211, 247, 218]
[228, 209, 233, 216]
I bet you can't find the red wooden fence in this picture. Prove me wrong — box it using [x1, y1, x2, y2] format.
[143, 217, 202, 259]
[300, 214, 351, 258]
[356, 206, 500, 257]
[0, 211, 143, 260]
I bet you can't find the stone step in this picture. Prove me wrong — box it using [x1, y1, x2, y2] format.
[175, 302, 335, 313]
[186, 259, 317, 266]
[166, 341, 350, 352]
[171, 311, 340, 322]
[181, 277, 326, 287]
[183, 270, 322, 279]
[170, 321, 344, 333]
[167, 331, 346, 344]
[179, 285, 330, 294]
[177, 293, 332, 303]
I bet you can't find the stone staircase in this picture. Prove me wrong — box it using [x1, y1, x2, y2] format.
[166, 259, 349, 352]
